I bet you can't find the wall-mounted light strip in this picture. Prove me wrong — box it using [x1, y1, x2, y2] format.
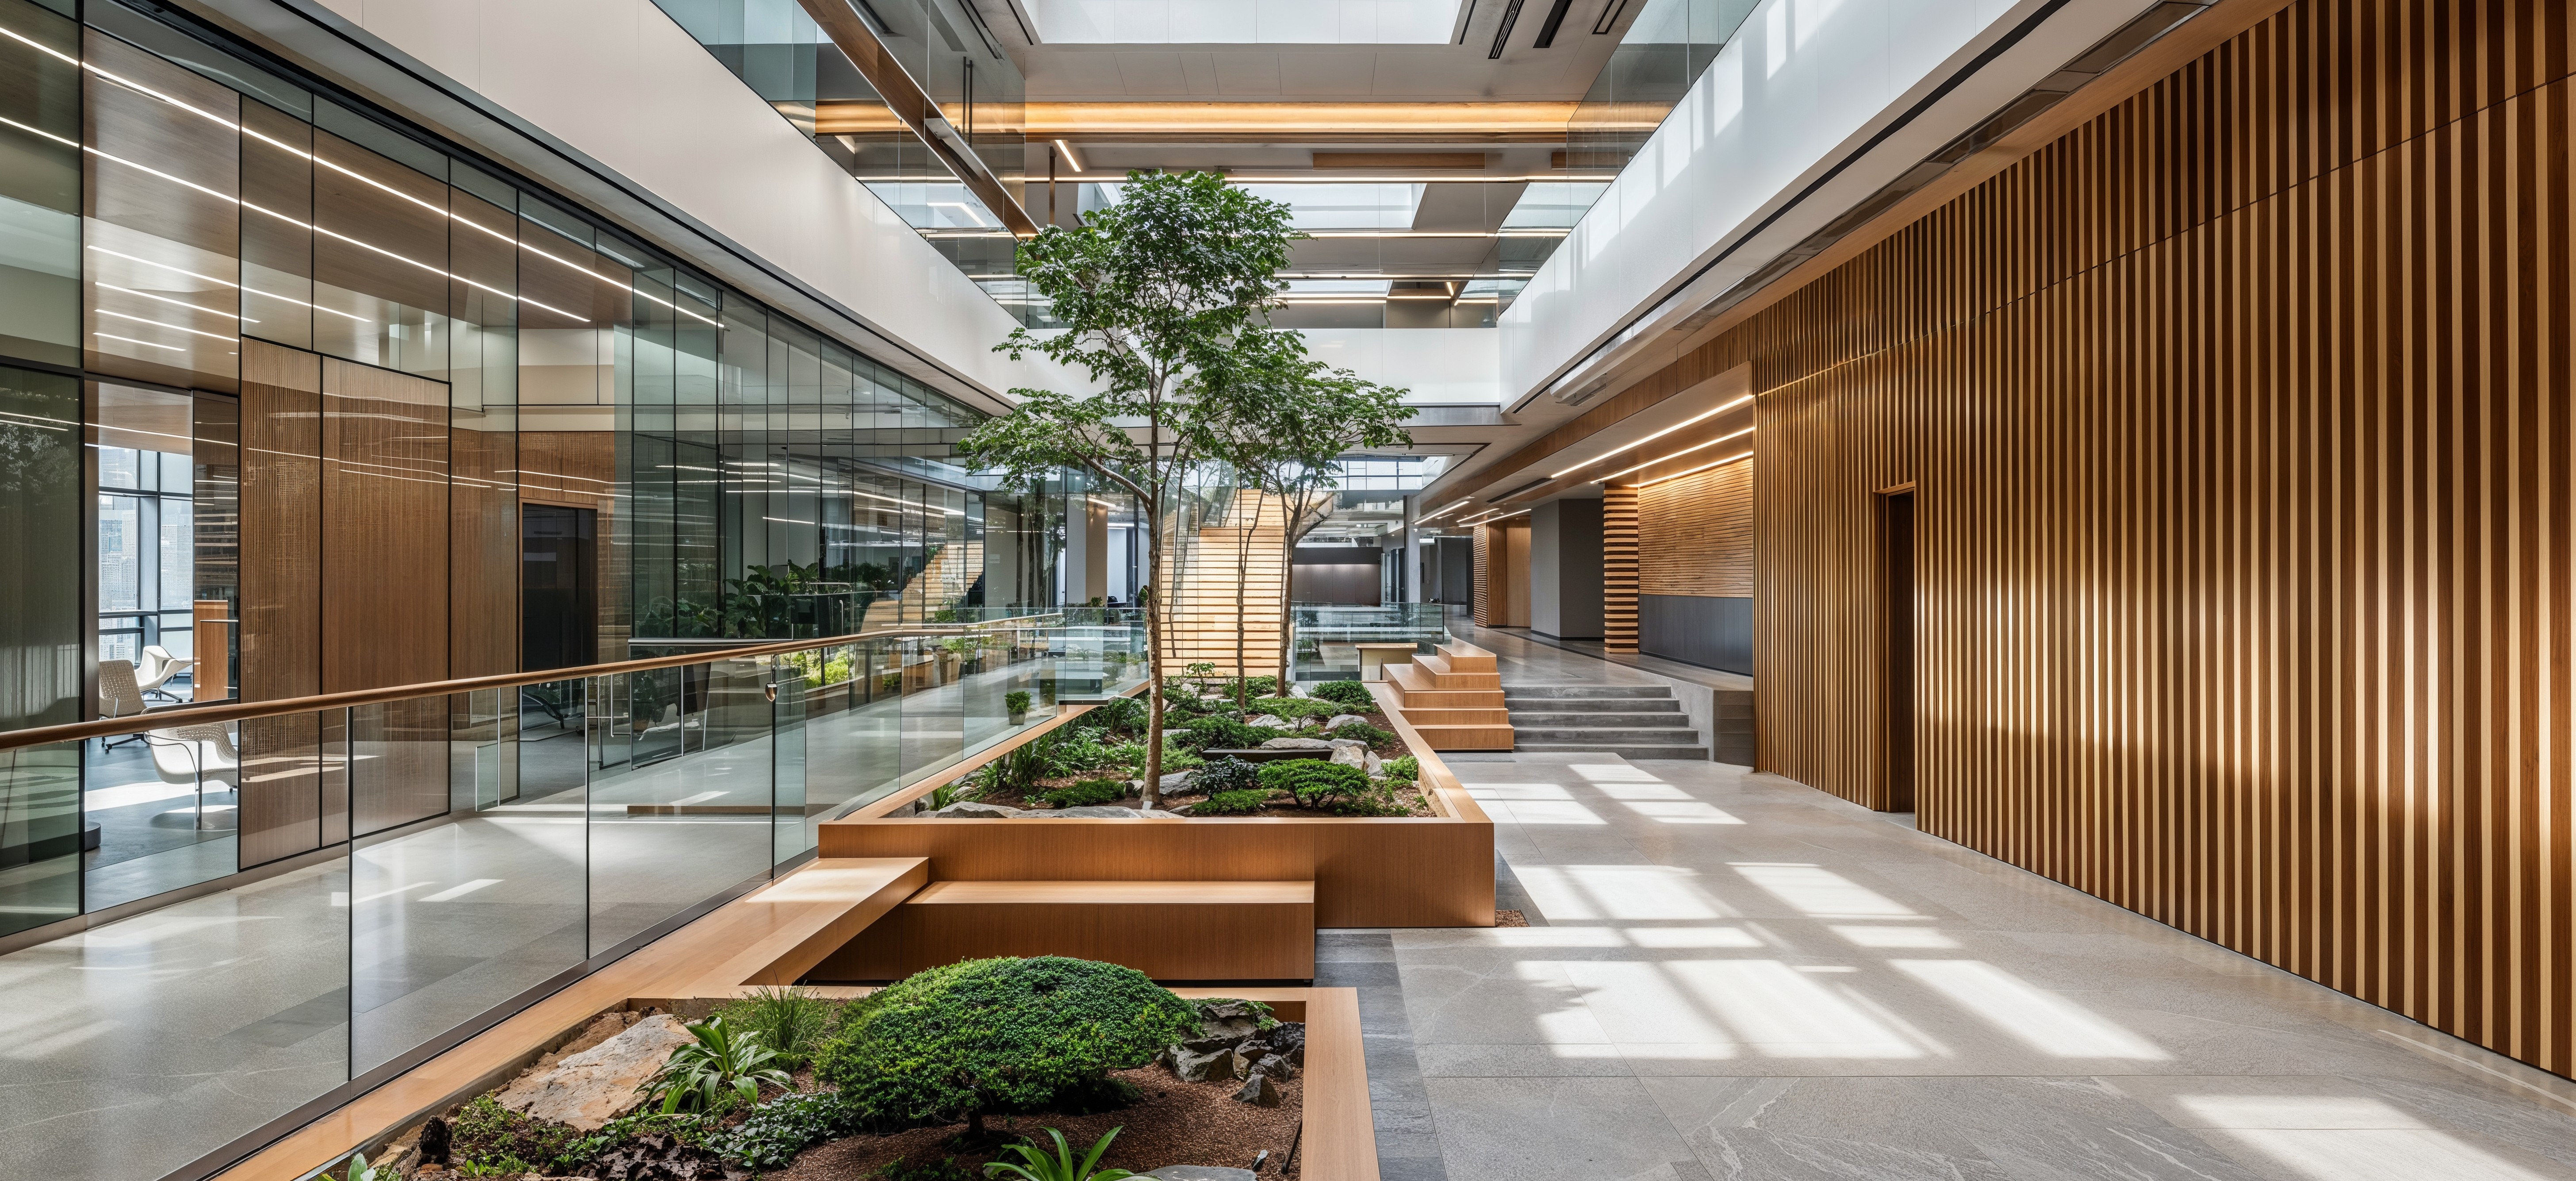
[1592, 424, 1753, 482]
[1630, 450, 1752, 488]
[1052, 139, 1085, 172]
[1547, 393, 1753, 477]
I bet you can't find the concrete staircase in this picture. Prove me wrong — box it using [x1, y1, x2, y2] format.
[1504, 683, 1707, 758]
[1385, 639, 1514, 750]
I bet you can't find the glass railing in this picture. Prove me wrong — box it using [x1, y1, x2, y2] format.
[1291, 602, 1451, 682]
[0, 618, 1144, 1181]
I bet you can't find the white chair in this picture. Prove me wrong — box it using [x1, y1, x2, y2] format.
[143, 722, 239, 830]
[136, 646, 194, 702]
[98, 660, 147, 749]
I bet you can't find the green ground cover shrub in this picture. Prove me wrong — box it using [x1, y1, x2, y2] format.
[1309, 680, 1375, 708]
[1257, 760, 1370, 810]
[1328, 721, 1394, 745]
[711, 1089, 865, 1169]
[1039, 777, 1126, 808]
[1220, 676, 1279, 700]
[1087, 696, 1146, 735]
[717, 985, 836, 1071]
[1250, 697, 1341, 720]
[1381, 754, 1419, 782]
[814, 957, 1197, 1135]
[449, 1096, 580, 1173]
[1189, 789, 1273, 816]
[1178, 716, 1273, 750]
[1191, 757, 1259, 796]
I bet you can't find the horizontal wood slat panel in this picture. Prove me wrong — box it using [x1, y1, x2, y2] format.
[1639, 459, 1753, 598]
[1709, 0, 2576, 1078]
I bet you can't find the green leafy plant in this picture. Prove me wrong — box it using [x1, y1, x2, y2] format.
[713, 1088, 865, 1169]
[1250, 696, 1342, 720]
[984, 1127, 1137, 1181]
[814, 956, 1199, 1136]
[1259, 760, 1370, 809]
[449, 1095, 579, 1173]
[990, 741, 1056, 793]
[1191, 757, 1260, 796]
[1006, 690, 1034, 716]
[1221, 676, 1280, 701]
[317, 1149, 391, 1181]
[1039, 777, 1126, 809]
[1309, 680, 1376, 708]
[640, 1015, 793, 1115]
[1382, 754, 1419, 782]
[1190, 789, 1274, 816]
[1329, 721, 1394, 746]
[1178, 716, 1273, 751]
[1087, 695, 1146, 736]
[932, 777, 985, 810]
[1156, 740, 1204, 771]
[719, 985, 837, 1071]
[1045, 735, 1115, 772]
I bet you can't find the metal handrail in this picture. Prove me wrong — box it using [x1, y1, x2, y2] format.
[0, 619, 1119, 753]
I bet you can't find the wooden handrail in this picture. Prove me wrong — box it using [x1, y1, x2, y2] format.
[0, 619, 1119, 753]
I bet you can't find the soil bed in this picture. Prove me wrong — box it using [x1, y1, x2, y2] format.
[770, 1066, 1301, 1179]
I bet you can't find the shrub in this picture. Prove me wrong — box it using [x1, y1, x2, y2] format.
[1006, 690, 1033, 715]
[1220, 675, 1278, 700]
[1179, 716, 1273, 751]
[1328, 721, 1394, 746]
[990, 741, 1054, 792]
[1039, 777, 1126, 808]
[1191, 757, 1260, 796]
[1190, 789, 1273, 816]
[718, 985, 836, 1071]
[449, 1096, 579, 1173]
[814, 957, 1198, 1135]
[1045, 734, 1115, 772]
[1309, 680, 1376, 708]
[712, 1089, 865, 1169]
[1087, 696, 1146, 735]
[1157, 740, 1204, 771]
[1381, 754, 1419, 782]
[1250, 696, 1340, 720]
[1100, 742, 1150, 774]
[1258, 760, 1370, 810]
[985, 1127, 1137, 1181]
[641, 1014, 792, 1116]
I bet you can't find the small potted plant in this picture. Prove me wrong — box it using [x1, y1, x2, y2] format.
[1006, 689, 1033, 725]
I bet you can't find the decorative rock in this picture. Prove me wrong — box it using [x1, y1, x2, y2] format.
[1148, 1168, 1258, 1181]
[1170, 1045, 1233, 1083]
[1034, 805, 1163, 818]
[1261, 737, 1335, 749]
[1323, 714, 1370, 731]
[932, 801, 1025, 819]
[491, 1014, 695, 1131]
[1365, 751, 1384, 775]
[418, 1116, 451, 1165]
[1147, 1168, 1257, 1181]
[1157, 771, 1198, 794]
[1248, 714, 1296, 730]
[1330, 745, 1368, 769]
[1232, 1071, 1282, 1106]
[1254, 1051, 1293, 1079]
[1228, 1046, 1257, 1079]
[1268, 1021, 1307, 1066]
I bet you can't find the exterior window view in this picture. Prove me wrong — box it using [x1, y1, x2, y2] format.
[2, 0, 2573, 1179]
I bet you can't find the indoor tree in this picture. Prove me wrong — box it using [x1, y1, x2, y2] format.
[956, 170, 1299, 807]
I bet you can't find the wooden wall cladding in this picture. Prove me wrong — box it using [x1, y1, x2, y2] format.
[321, 358, 449, 692]
[450, 425, 517, 678]
[1718, 0, 2576, 1076]
[1470, 523, 1496, 627]
[237, 340, 323, 868]
[1639, 459, 1753, 598]
[1601, 486, 1639, 651]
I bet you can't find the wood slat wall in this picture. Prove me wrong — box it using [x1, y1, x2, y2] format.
[1471, 523, 1496, 627]
[1601, 486, 1640, 650]
[1639, 458, 1754, 598]
[1715, 0, 2576, 1076]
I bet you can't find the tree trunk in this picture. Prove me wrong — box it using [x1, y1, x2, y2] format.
[1139, 503, 1165, 809]
[1233, 489, 1261, 721]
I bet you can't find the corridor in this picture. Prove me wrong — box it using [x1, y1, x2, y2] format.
[1337, 640, 2576, 1181]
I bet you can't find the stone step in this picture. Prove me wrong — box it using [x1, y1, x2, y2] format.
[1516, 742, 1709, 759]
[1503, 697, 1681, 713]
[1506, 711, 1692, 728]
[1499, 684, 1673, 700]
[1513, 726, 1707, 744]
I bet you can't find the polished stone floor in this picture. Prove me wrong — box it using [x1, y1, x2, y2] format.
[1359, 748, 2576, 1181]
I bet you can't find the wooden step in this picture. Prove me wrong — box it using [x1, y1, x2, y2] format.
[814, 880, 1316, 982]
[680, 858, 929, 998]
[1385, 665, 1505, 706]
[1406, 655, 1502, 690]
[1409, 723, 1515, 751]
[1397, 707, 1514, 726]
[1434, 640, 1498, 673]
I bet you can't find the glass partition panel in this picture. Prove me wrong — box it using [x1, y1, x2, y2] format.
[0, 742, 80, 938]
[0, 0, 80, 367]
[83, 28, 241, 393]
[586, 661, 770, 956]
[770, 661, 807, 866]
[898, 637, 962, 785]
[351, 691, 584, 1074]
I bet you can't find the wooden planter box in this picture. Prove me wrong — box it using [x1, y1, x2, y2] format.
[816, 704, 1495, 929]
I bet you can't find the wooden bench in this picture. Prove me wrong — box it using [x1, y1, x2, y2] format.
[672, 858, 929, 1000]
[812, 879, 1316, 983]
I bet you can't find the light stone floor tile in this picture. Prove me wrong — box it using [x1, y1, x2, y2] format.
[1388, 627, 2576, 1181]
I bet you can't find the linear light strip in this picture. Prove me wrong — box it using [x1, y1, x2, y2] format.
[1414, 497, 1473, 524]
[1548, 393, 1755, 477]
[1592, 425, 1754, 482]
[94, 308, 235, 342]
[1630, 450, 1752, 488]
[94, 282, 253, 323]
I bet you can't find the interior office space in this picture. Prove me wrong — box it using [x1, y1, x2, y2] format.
[2, 0, 2573, 1178]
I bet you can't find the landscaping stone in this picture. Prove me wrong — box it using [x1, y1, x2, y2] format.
[1260, 737, 1334, 749]
[1247, 714, 1295, 729]
[491, 1013, 694, 1131]
[1329, 745, 1368, 769]
[1170, 1045, 1233, 1083]
[1156, 771, 1201, 795]
[1149, 1169, 1258, 1181]
[1323, 714, 1370, 731]
[1268, 1021, 1307, 1066]
[931, 801, 1025, 818]
[1030, 805, 1185, 819]
[1253, 1052, 1293, 1079]
[1232, 1071, 1282, 1106]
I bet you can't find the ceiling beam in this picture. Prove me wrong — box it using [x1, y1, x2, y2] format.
[1024, 101, 1579, 143]
[792, 0, 1039, 236]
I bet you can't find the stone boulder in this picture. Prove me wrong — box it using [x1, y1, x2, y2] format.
[492, 1014, 694, 1131]
[1247, 714, 1296, 730]
[1232, 1071, 1282, 1106]
[1322, 714, 1371, 731]
[1260, 737, 1335, 750]
[1169, 1045, 1233, 1083]
[1267, 1020, 1307, 1066]
[1154, 771, 1198, 795]
[931, 801, 1024, 819]
[1329, 745, 1369, 770]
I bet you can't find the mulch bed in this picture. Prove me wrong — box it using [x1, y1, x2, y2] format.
[770, 1066, 1302, 1179]
[1495, 909, 1530, 927]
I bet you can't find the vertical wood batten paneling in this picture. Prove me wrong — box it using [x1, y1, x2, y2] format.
[1721, 0, 2576, 1077]
[1601, 487, 1640, 650]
